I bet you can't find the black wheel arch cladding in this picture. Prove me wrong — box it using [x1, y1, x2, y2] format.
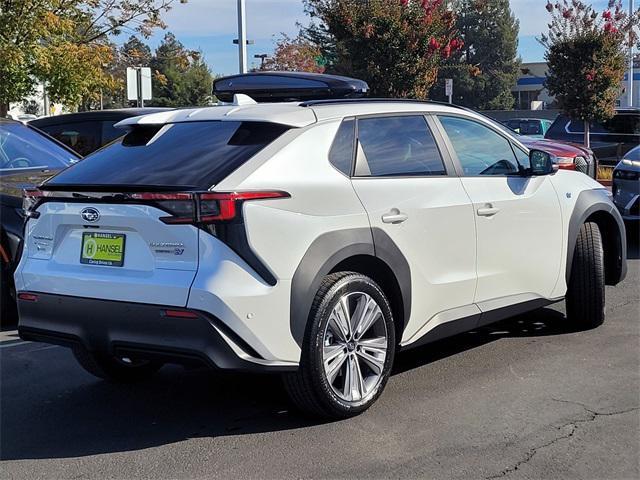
[566, 189, 627, 286]
[289, 227, 411, 348]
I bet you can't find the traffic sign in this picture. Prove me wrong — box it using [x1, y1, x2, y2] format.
[127, 67, 152, 104]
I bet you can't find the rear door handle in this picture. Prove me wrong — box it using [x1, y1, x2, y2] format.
[477, 204, 500, 217]
[381, 208, 408, 224]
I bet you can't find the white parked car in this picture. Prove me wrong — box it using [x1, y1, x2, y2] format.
[15, 97, 627, 418]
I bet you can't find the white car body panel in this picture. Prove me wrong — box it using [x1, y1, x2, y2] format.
[15, 203, 198, 306]
[186, 233, 299, 362]
[547, 170, 609, 298]
[227, 122, 370, 279]
[460, 175, 563, 302]
[351, 176, 477, 344]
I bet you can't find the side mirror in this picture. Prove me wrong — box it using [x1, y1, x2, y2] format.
[529, 149, 558, 176]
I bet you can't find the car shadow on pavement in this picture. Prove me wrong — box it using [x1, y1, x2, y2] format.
[393, 307, 577, 375]
[1, 306, 585, 462]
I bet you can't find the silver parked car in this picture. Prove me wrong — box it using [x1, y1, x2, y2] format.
[612, 146, 640, 221]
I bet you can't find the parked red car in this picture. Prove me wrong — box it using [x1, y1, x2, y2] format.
[484, 112, 597, 178]
[516, 136, 596, 177]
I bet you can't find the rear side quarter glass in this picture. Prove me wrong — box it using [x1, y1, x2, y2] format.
[328, 118, 355, 176]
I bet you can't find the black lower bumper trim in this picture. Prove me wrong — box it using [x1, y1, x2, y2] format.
[17, 292, 296, 373]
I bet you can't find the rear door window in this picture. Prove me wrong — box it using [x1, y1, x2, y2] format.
[46, 121, 289, 190]
[355, 116, 447, 177]
[567, 120, 608, 134]
[601, 114, 640, 135]
[38, 121, 101, 156]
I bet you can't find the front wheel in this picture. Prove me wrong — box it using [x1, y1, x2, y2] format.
[566, 221, 605, 328]
[284, 272, 396, 418]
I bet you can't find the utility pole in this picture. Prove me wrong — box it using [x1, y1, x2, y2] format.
[629, 0, 635, 107]
[237, 0, 247, 73]
[136, 67, 144, 108]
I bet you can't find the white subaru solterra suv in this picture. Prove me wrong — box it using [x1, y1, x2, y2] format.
[15, 97, 627, 418]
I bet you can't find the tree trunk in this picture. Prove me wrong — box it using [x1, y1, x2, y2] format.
[0, 102, 8, 118]
[584, 120, 590, 148]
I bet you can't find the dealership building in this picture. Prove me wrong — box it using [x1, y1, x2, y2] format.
[513, 60, 640, 110]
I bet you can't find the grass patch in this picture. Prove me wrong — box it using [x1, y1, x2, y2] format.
[597, 166, 614, 181]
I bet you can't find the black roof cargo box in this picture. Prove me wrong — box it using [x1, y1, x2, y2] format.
[213, 72, 369, 103]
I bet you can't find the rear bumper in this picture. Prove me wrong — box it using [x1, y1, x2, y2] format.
[17, 292, 298, 373]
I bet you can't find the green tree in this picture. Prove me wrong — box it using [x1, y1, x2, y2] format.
[541, 0, 640, 146]
[95, 36, 154, 109]
[121, 36, 153, 66]
[303, 0, 463, 99]
[0, 0, 176, 115]
[432, 0, 520, 110]
[149, 32, 213, 107]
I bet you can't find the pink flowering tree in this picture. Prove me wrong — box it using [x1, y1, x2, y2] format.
[541, 0, 640, 147]
[304, 0, 463, 98]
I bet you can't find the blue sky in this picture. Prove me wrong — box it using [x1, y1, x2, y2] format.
[130, 0, 614, 75]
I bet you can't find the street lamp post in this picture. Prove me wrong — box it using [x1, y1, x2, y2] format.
[237, 0, 247, 73]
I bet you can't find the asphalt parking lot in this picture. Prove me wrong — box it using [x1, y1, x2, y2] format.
[1, 227, 638, 480]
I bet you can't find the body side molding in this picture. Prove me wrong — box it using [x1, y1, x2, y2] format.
[289, 227, 411, 347]
[566, 189, 627, 285]
[401, 296, 562, 351]
[289, 228, 375, 347]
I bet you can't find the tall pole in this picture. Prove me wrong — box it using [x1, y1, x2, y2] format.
[136, 67, 144, 108]
[629, 0, 635, 107]
[237, 0, 248, 73]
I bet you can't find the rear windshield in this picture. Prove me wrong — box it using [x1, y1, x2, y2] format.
[46, 121, 289, 190]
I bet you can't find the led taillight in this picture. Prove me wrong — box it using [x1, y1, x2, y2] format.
[163, 309, 198, 319]
[18, 293, 38, 302]
[130, 190, 290, 224]
[22, 188, 45, 217]
[128, 192, 196, 224]
[199, 191, 290, 223]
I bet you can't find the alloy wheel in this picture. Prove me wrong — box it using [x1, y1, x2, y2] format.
[322, 291, 388, 404]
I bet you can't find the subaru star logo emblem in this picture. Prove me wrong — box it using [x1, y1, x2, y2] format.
[80, 207, 100, 222]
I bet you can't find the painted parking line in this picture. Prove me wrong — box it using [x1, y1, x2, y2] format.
[0, 339, 31, 348]
[1, 330, 63, 351]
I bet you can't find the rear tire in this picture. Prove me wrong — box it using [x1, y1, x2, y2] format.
[566, 221, 605, 328]
[283, 272, 395, 419]
[73, 347, 162, 383]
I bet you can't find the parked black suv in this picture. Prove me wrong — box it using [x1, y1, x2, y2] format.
[30, 108, 173, 156]
[545, 108, 640, 167]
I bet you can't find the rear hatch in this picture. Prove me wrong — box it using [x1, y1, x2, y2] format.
[18, 119, 291, 306]
[21, 200, 199, 306]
